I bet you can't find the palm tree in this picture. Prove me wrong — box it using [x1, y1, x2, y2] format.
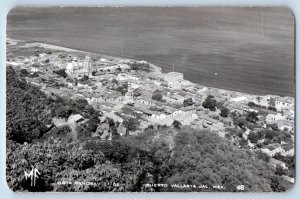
[256, 96, 261, 103]
[172, 120, 182, 129]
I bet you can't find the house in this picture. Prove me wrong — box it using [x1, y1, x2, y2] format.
[75, 68, 90, 78]
[100, 129, 110, 140]
[83, 54, 92, 70]
[266, 113, 286, 123]
[223, 118, 232, 127]
[65, 63, 74, 74]
[164, 72, 183, 82]
[67, 114, 84, 124]
[91, 132, 100, 138]
[165, 93, 185, 104]
[275, 97, 294, 110]
[282, 176, 294, 184]
[118, 63, 131, 71]
[39, 53, 47, 58]
[99, 122, 109, 131]
[270, 158, 288, 169]
[281, 144, 294, 156]
[99, 116, 106, 123]
[117, 125, 127, 136]
[180, 79, 192, 86]
[164, 72, 183, 90]
[261, 145, 286, 157]
[230, 96, 248, 103]
[117, 73, 139, 81]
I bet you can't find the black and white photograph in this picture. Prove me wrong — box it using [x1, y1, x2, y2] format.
[6, 7, 295, 192]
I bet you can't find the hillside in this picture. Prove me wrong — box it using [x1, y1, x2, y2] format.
[6, 66, 292, 192]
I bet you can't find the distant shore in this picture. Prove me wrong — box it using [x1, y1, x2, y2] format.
[9, 38, 293, 101]
[12, 38, 164, 74]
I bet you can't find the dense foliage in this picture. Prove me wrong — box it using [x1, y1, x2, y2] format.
[6, 66, 52, 143]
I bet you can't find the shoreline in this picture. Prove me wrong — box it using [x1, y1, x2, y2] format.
[8, 38, 294, 100]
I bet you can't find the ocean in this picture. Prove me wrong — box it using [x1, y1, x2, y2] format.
[6, 7, 295, 97]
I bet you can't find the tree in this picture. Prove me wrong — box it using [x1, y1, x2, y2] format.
[220, 107, 229, 117]
[19, 69, 29, 76]
[248, 131, 259, 144]
[233, 118, 246, 129]
[133, 88, 142, 98]
[152, 90, 163, 102]
[53, 69, 67, 78]
[248, 101, 256, 107]
[116, 83, 128, 95]
[123, 117, 140, 133]
[265, 130, 275, 140]
[239, 138, 248, 148]
[183, 98, 193, 107]
[202, 95, 217, 111]
[75, 98, 88, 110]
[246, 111, 259, 123]
[112, 78, 118, 85]
[257, 151, 270, 162]
[267, 106, 277, 112]
[268, 97, 276, 109]
[216, 101, 224, 109]
[256, 96, 261, 103]
[275, 165, 287, 176]
[56, 106, 73, 118]
[172, 120, 182, 129]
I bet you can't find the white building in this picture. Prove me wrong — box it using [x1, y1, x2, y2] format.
[117, 73, 139, 81]
[230, 96, 248, 103]
[66, 63, 74, 74]
[266, 113, 286, 123]
[164, 72, 184, 90]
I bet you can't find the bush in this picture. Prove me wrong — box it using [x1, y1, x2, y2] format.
[275, 165, 287, 176]
[248, 131, 259, 144]
[152, 90, 164, 102]
[248, 101, 256, 107]
[172, 120, 182, 129]
[19, 69, 29, 76]
[53, 69, 67, 78]
[246, 111, 259, 123]
[183, 98, 193, 107]
[220, 107, 229, 117]
[202, 95, 217, 111]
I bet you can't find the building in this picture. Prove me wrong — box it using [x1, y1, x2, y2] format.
[83, 54, 92, 70]
[230, 96, 248, 103]
[75, 68, 90, 78]
[266, 113, 286, 123]
[117, 73, 139, 81]
[67, 114, 84, 124]
[275, 97, 294, 111]
[164, 72, 184, 90]
[66, 63, 74, 74]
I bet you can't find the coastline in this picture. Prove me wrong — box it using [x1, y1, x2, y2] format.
[9, 38, 294, 101]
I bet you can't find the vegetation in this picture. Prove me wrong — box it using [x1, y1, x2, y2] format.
[152, 90, 164, 102]
[133, 88, 142, 98]
[183, 98, 193, 107]
[53, 69, 67, 78]
[122, 117, 140, 134]
[246, 111, 259, 123]
[172, 120, 182, 129]
[7, 66, 51, 143]
[202, 95, 217, 111]
[220, 107, 229, 117]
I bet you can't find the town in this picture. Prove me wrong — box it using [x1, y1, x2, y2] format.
[6, 38, 295, 183]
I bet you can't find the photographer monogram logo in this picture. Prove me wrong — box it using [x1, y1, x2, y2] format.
[24, 168, 40, 187]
